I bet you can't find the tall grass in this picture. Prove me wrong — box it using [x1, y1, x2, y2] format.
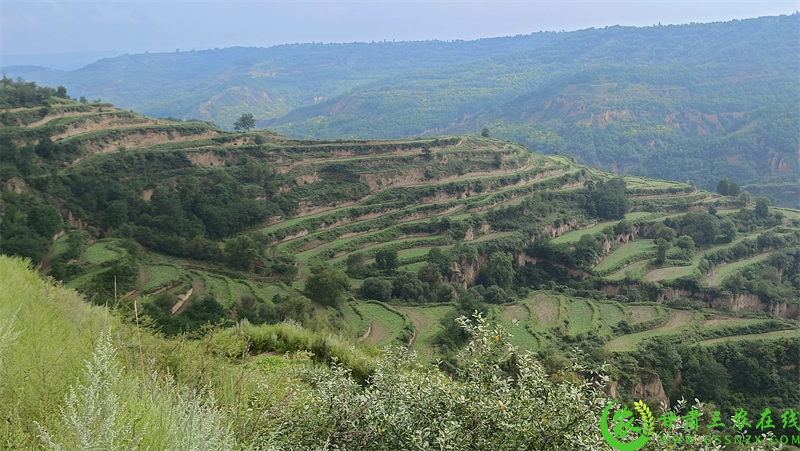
[0, 256, 235, 450]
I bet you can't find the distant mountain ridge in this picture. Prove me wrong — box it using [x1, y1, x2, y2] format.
[3, 14, 798, 205]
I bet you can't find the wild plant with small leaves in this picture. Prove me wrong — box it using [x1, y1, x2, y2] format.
[36, 333, 142, 451]
[266, 313, 611, 450]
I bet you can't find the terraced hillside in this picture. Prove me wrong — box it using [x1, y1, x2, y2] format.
[0, 92, 798, 336]
[2, 87, 799, 362]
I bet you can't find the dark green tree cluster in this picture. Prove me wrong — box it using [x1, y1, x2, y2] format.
[715, 178, 740, 197]
[0, 76, 69, 108]
[582, 178, 630, 220]
[0, 196, 62, 265]
[305, 264, 350, 307]
[633, 337, 800, 439]
[526, 233, 607, 270]
[40, 159, 301, 276]
[141, 293, 228, 336]
[345, 249, 401, 279]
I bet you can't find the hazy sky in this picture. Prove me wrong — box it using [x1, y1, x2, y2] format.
[2, 1, 798, 62]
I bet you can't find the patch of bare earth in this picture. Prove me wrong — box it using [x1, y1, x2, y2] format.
[187, 151, 225, 167]
[530, 293, 558, 326]
[644, 267, 685, 282]
[364, 321, 390, 346]
[703, 316, 738, 327]
[630, 306, 657, 323]
[50, 115, 155, 141]
[24, 107, 104, 128]
[171, 287, 194, 315]
[137, 266, 148, 289]
[295, 239, 325, 252]
[500, 304, 529, 322]
[71, 130, 220, 165]
[662, 310, 694, 330]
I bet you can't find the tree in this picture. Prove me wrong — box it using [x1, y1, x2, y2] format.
[345, 252, 369, 278]
[305, 265, 350, 307]
[417, 263, 442, 288]
[0, 224, 50, 264]
[233, 113, 255, 132]
[675, 235, 695, 252]
[716, 178, 730, 196]
[391, 271, 429, 302]
[359, 278, 391, 302]
[719, 218, 737, 243]
[483, 285, 509, 304]
[431, 283, 456, 303]
[481, 252, 514, 289]
[727, 181, 740, 197]
[481, 127, 490, 138]
[103, 200, 128, 229]
[613, 220, 632, 237]
[755, 197, 771, 218]
[681, 211, 720, 246]
[427, 248, 453, 276]
[655, 226, 676, 242]
[224, 235, 259, 271]
[585, 177, 629, 220]
[374, 249, 399, 274]
[655, 238, 671, 265]
[574, 234, 601, 265]
[738, 191, 751, 206]
[27, 204, 62, 238]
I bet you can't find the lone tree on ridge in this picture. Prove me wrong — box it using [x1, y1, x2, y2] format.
[234, 113, 255, 132]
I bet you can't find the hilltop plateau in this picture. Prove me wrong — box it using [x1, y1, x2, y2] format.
[1, 79, 799, 449]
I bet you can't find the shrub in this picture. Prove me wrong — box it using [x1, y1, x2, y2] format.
[269, 314, 612, 450]
[359, 277, 392, 302]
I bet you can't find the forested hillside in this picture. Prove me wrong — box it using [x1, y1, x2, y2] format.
[3, 15, 798, 206]
[1, 79, 799, 450]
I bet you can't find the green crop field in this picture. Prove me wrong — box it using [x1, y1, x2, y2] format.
[606, 309, 696, 352]
[64, 268, 108, 290]
[142, 265, 179, 292]
[398, 261, 429, 273]
[50, 235, 71, 259]
[551, 223, 612, 244]
[644, 264, 699, 282]
[204, 275, 232, 303]
[594, 239, 656, 273]
[395, 305, 454, 360]
[605, 260, 650, 281]
[356, 302, 408, 348]
[704, 253, 773, 286]
[701, 316, 771, 329]
[84, 242, 120, 265]
[693, 329, 800, 346]
[550, 212, 655, 245]
[497, 303, 539, 350]
[235, 282, 254, 301]
[565, 299, 594, 337]
[596, 302, 626, 335]
[340, 301, 367, 336]
[629, 305, 658, 323]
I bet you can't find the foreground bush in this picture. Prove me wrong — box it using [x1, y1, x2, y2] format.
[263, 315, 610, 450]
